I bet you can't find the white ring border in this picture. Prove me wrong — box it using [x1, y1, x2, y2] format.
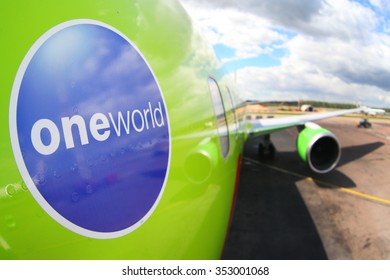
[8, 19, 171, 239]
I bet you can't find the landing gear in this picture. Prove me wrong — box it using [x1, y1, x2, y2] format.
[357, 118, 372, 128]
[258, 134, 276, 159]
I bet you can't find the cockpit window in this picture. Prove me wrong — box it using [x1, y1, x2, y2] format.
[208, 77, 229, 158]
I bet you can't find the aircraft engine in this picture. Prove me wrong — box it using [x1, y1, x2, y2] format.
[296, 123, 341, 174]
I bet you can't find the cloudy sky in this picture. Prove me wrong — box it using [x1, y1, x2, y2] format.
[180, 0, 390, 108]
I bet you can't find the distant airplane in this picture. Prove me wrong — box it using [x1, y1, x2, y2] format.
[363, 108, 386, 116]
[0, 0, 371, 259]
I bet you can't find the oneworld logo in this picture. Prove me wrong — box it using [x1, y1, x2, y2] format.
[9, 20, 171, 239]
[31, 102, 166, 155]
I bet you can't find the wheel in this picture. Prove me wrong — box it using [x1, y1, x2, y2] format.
[258, 143, 275, 159]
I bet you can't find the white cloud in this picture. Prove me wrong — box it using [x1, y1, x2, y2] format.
[181, 1, 288, 61]
[369, 0, 390, 13]
[232, 64, 390, 107]
[298, 0, 378, 41]
[180, 0, 390, 107]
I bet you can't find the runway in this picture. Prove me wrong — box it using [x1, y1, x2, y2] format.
[222, 116, 390, 260]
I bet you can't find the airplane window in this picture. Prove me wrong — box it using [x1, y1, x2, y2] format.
[226, 87, 238, 137]
[208, 77, 229, 158]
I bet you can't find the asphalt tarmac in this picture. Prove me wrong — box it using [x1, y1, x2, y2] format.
[222, 116, 390, 260]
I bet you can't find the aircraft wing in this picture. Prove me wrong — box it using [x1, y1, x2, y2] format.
[243, 107, 367, 138]
[240, 106, 369, 173]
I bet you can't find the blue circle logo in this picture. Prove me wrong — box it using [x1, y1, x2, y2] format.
[9, 20, 171, 239]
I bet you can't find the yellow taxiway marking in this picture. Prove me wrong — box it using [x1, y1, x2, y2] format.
[244, 157, 390, 206]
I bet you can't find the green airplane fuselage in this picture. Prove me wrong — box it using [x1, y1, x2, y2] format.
[0, 0, 244, 259]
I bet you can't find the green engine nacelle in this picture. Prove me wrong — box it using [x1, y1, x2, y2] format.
[297, 123, 341, 174]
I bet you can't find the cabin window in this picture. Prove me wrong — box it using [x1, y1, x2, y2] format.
[226, 87, 238, 137]
[208, 77, 229, 158]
